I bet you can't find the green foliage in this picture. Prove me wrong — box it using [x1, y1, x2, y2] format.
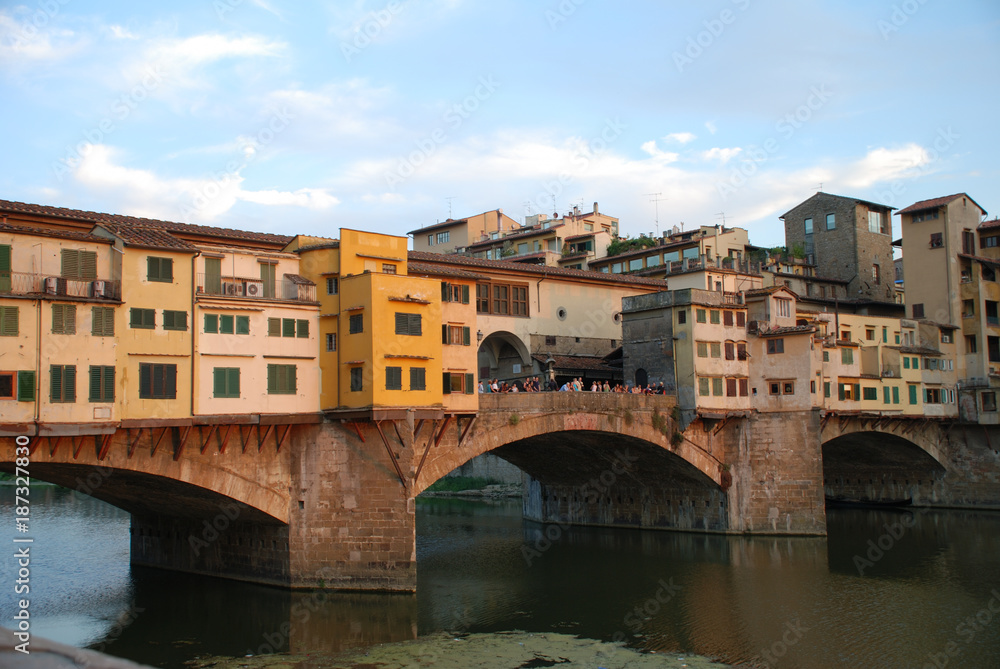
[606, 235, 659, 259]
[622, 408, 634, 426]
[670, 431, 684, 447]
[790, 242, 806, 259]
[670, 405, 682, 423]
[425, 476, 502, 493]
[651, 409, 671, 436]
[317, 578, 326, 589]
[508, 413, 520, 426]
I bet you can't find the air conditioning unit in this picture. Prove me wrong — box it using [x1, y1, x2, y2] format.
[45, 277, 59, 294]
[244, 280, 263, 298]
[223, 280, 244, 296]
[91, 280, 107, 298]
[746, 320, 759, 334]
[883, 369, 894, 377]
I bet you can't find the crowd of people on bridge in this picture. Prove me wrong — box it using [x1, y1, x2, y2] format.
[478, 377, 667, 395]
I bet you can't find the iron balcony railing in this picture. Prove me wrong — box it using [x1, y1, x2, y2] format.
[0, 271, 121, 300]
[196, 274, 315, 302]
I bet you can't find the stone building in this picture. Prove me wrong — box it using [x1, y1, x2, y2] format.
[781, 192, 896, 302]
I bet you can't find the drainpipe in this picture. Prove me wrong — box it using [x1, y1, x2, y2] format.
[191, 250, 201, 418]
[34, 297, 41, 424]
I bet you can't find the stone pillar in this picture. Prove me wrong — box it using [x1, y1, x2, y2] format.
[728, 409, 826, 535]
[287, 422, 416, 591]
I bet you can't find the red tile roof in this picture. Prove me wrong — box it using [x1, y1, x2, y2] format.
[895, 193, 986, 217]
[408, 251, 669, 288]
[465, 224, 562, 248]
[406, 261, 488, 281]
[978, 218, 1000, 230]
[96, 223, 197, 252]
[530, 354, 616, 372]
[0, 220, 113, 245]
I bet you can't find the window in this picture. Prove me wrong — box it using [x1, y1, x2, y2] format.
[49, 365, 76, 403]
[410, 367, 426, 391]
[236, 315, 250, 335]
[267, 364, 297, 394]
[17, 371, 34, 402]
[776, 299, 791, 318]
[723, 311, 733, 326]
[986, 265, 998, 282]
[350, 366, 363, 392]
[963, 230, 975, 255]
[61, 249, 97, 280]
[139, 363, 177, 399]
[823, 351, 830, 362]
[925, 388, 942, 404]
[769, 382, 781, 396]
[883, 326, 888, 343]
[696, 309, 706, 323]
[51, 304, 76, 334]
[739, 379, 748, 396]
[0, 244, 8, 292]
[710, 342, 721, 358]
[0, 372, 12, 399]
[297, 319, 309, 338]
[824, 381, 831, 398]
[967, 335, 978, 353]
[712, 377, 723, 396]
[92, 307, 114, 336]
[283, 318, 296, 338]
[326, 277, 339, 295]
[984, 236, 1000, 249]
[989, 336, 1000, 363]
[872, 264, 880, 285]
[726, 378, 737, 397]
[838, 383, 859, 401]
[259, 262, 276, 299]
[0, 306, 16, 337]
[147, 256, 173, 282]
[988, 301, 999, 326]
[444, 324, 471, 346]
[863, 387, 877, 401]
[442, 372, 475, 395]
[982, 391, 997, 412]
[698, 377, 710, 396]
[493, 284, 509, 314]
[903, 357, 910, 370]
[326, 332, 337, 352]
[130, 308, 155, 329]
[88, 366, 115, 403]
[963, 300, 976, 319]
[349, 313, 363, 334]
[382, 263, 397, 274]
[163, 310, 188, 331]
[436, 231, 450, 244]
[842, 348, 854, 365]
[737, 341, 748, 360]
[395, 313, 422, 336]
[929, 233, 943, 248]
[736, 312, 746, 327]
[441, 282, 470, 304]
[912, 304, 925, 319]
[629, 258, 643, 272]
[512, 286, 528, 316]
[826, 213, 835, 230]
[710, 310, 720, 324]
[783, 381, 795, 395]
[205, 314, 218, 333]
[545, 335, 557, 346]
[766, 339, 784, 354]
[868, 211, 885, 234]
[866, 328, 875, 341]
[213, 367, 240, 398]
[725, 341, 735, 360]
[908, 384, 918, 405]
[697, 342, 708, 358]
[804, 218, 813, 235]
[677, 310, 687, 324]
[386, 366, 402, 390]
[427, 235, 434, 246]
[892, 386, 899, 404]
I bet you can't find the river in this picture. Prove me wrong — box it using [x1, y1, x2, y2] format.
[2, 485, 999, 668]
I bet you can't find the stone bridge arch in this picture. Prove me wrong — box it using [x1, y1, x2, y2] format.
[412, 393, 725, 497]
[820, 414, 947, 467]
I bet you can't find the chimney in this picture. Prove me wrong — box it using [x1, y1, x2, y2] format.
[593, 202, 599, 214]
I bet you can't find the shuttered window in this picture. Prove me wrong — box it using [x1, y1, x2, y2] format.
[0, 306, 19, 337]
[139, 363, 177, 399]
[147, 256, 173, 282]
[205, 314, 219, 333]
[386, 366, 402, 390]
[268, 317, 282, 337]
[0, 244, 11, 292]
[349, 313, 363, 334]
[213, 367, 240, 398]
[163, 310, 188, 331]
[49, 364, 76, 403]
[88, 366, 114, 402]
[267, 364, 296, 394]
[130, 308, 155, 329]
[51, 304, 77, 334]
[282, 318, 296, 338]
[61, 249, 97, 280]
[441, 372, 475, 395]
[219, 315, 234, 334]
[92, 307, 114, 336]
[350, 366, 363, 391]
[410, 367, 426, 391]
[296, 319, 309, 338]
[394, 313, 422, 336]
[17, 371, 35, 401]
[235, 315, 250, 335]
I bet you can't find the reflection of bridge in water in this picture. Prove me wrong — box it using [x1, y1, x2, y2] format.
[2, 393, 997, 591]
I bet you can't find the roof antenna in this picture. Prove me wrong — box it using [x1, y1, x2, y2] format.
[645, 192, 665, 236]
[445, 196, 455, 219]
[716, 212, 727, 226]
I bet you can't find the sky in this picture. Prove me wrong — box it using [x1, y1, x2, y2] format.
[1, 0, 998, 248]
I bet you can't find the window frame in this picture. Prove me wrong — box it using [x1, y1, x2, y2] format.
[213, 367, 241, 398]
[139, 363, 177, 400]
[88, 365, 115, 403]
[146, 256, 174, 283]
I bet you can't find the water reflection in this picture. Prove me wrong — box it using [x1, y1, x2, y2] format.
[2, 488, 999, 669]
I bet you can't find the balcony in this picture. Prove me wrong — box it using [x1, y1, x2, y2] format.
[196, 274, 316, 302]
[0, 272, 121, 300]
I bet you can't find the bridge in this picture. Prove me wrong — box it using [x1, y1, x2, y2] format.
[3, 395, 998, 591]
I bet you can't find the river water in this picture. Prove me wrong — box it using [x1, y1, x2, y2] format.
[2, 485, 999, 668]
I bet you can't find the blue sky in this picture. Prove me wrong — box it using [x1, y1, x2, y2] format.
[1, 0, 997, 247]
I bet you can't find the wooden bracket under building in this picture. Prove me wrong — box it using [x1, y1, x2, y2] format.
[458, 416, 477, 448]
[217, 424, 233, 454]
[72, 436, 85, 460]
[127, 429, 142, 459]
[96, 433, 114, 461]
[433, 415, 454, 447]
[49, 436, 63, 458]
[257, 424, 274, 453]
[275, 424, 293, 453]
[374, 420, 406, 487]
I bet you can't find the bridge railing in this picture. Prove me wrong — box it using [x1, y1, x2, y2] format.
[477, 391, 676, 414]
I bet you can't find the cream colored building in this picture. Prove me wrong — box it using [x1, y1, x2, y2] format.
[409, 209, 522, 255]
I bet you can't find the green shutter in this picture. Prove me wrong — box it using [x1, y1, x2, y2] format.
[65, 365, 76, 403]
[205, 314, 218, 333]
[463, 327, 470, 346]
[0, 244, 11, 292]
[229, 368, 240, 397]
[61, 249, 79, 278]
[854, 384, 860, 402]
[442, 282, 450, 301]
[0, 306, 17, 336]
[17, 370, 35, 402]
[462, 285, 470, 304]
[220, 315, 234, 334]
[297, 319, 309, 338]
[442, 372, 451, 394]
[442, 324, 449, 344]
[236, 315, 249, 335]
[282, 318, 295, 337]
[267, 364, 277, 393]
[909, 385, 917, 405]
[465, 373, 474, 395]
[164, 365, 176, 399]
[395, 312, 406, 334]
[838, 384, 846, 401]
[903, 357, 910, 369]
[80, 251, 97, 280]
[52, 304, 63, 333]
[268, 318, 281, 337]
[90, 366, 101, 402]
[50, 365, 61, 402]
[883, 386, 890, 404]
[214, 368, 226, 397]
[104, 367, 114, 402]
[92, 307, 105, 336]
[824, 381, 830, 398]
[139, 363, 151, 398]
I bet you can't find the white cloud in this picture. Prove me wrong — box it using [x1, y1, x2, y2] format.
[70, 144, 338, 223]
[842, 144, 931, 188]
[640, 140, 680, 163]
[0, 10, 85, 65]
[126, 33, 286, 89]
[109, 25, 138, 40]
[702, 147, 743, 164]
[663, 132, 697, 144]
[705, 121, 718, 135]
